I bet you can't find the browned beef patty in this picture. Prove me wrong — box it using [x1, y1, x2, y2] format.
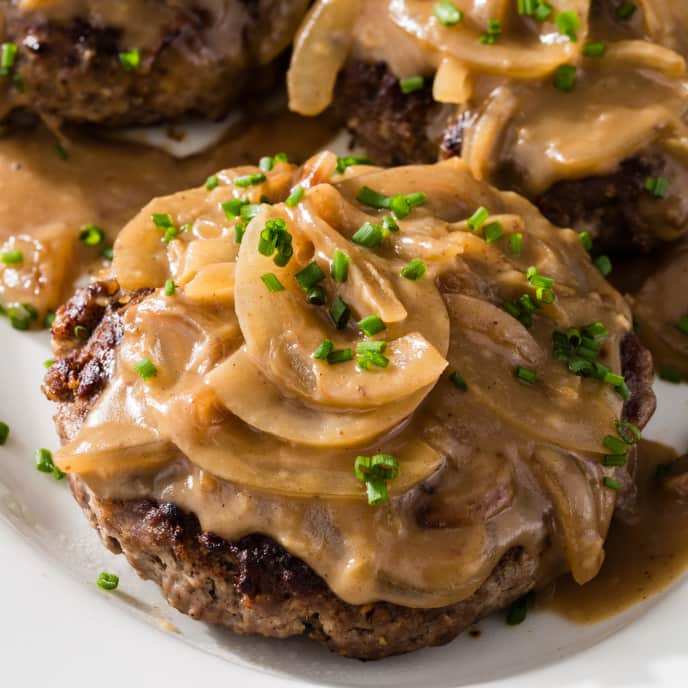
[5, 1, 306, 126]
[334, 60, 676, 253]
[42, 280, 656, 659]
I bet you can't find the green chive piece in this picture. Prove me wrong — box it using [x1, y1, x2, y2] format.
[382, 215, 399, 232]
[329, 296, 351, 330]
[101, 246, 114, 261]
[616, 2, 637, 19]
[241, 203, 265, 222]
[603, 435, 628, 455]
[555, 11, 580, 41]
[583, 42, 607, 57]
[0, 422, 9, 445]
[306, 285, 326, 305]
[351, 222, 386, 248]
[335, 156, 372, 174]
[234, 173, 267, 188]
[356, 340, 387, 355]
[327, 348, 354, 365]
[434, 1, 464, 26]
[43, 358, 54, 369]
[356, 186, 392, 211]
[517, 0, 552, 19]
[152, 213, 174, 229]
[0, 43, 17, 76]
[534, 3, 553, 20]
[554, 64, 577, 92]
[79, 224, 105, 247]
[35, 448, 65, 480]
[259, 156, 274, 173]
[331, 249, 350, 283]
[74, 325, 89, 340]
[604, 454, 628, 467]
[222, 198, 249, 218]
[295, 262, 326, 292]
[579, 231, 593, 252]
[450, 371, 468, 391]
[97, 572, 120, 591]
[258, 218, 292, 267]
[467, 206, 489, 231]
[659, 366, 682, 384]
[526, 266, 554, 289]
[480, 18, 501, 44]
[134, 358, 158, 381]
[515, 366, 536, 384]
[234, 222, 246, 244]
[676, 316, 688, 336]
[119, 48, 141, 72]
[206, 175, 219, 191]
[354, 454, 399, 505]
[484, 221, 504, 243]
[164, 279, 175, 296]
[1, 249, 23, 265]
[286, 186, 305, 207]
[401, 258, 427, 281]
[399, 75, 425, 94]
[7, 303, 37, 330]
[594, 255, 613, 277]
[616, 420, 641, 445]
[645, 176, 670, 199]
[603, 477, 622, 491]
[357, 350, 390, 370]
[261, 272, 285, 293]
[358, 315, 386, 337]
[509, 232, 523, 256]
[506, 592, 534, 626]
[313, 340, 334, 360]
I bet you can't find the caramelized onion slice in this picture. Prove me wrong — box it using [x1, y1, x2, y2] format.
[208, 346, 434, 446]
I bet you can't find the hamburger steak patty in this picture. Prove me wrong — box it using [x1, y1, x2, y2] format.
[43, 280, 656, 659]
[334, 60, 677, 253]
[4, 1, 308, 125]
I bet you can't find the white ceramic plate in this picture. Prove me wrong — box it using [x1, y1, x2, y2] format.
[1, 327, 688, 688]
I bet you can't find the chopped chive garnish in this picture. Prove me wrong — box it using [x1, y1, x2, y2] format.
[331, 249, 349, 283]
[594, 255, 612, 276]
[234, 173, 267, 188]
[35, 448, 65, 480]
[506, 592, 534, 626]
[434, 1, 463, 26]
[579, 231, 593, 252]
[7, 303, 37, 330]
[329, 296, 351, 330]
[1, 249, 23, 265]
[602, 477, 622, 491]
[357, 186, 391, 209]
[43, 358, 54, 369]
[313, 340, 334, 360]
[234, 222, 246, 244]
[222, 198, 249, 218]
[259, 156, 274, 172]
[676, 316, 688, 336]
[401, 258, 427, 281]
[295, 262, 326, 291]
[240, 203, 265, 222]
[164, 279, 175, 296]
[261, 272, 285, 293]
[358, 315, 386, 337]
[0, 421, 8, 445]
[335, 156, 372, 174]
[659, 366, 682, 384]
[152, 213, 174, 229]
[467, 206, 489, 231]
[509, 232, 523, 256]
[306, 285, 326, 305]
[97, 572, 119, 591]
[101, 246, 114, 261]
[484, 221, 504, 243]
[603, 435, 628, 455]
[450, 371, 468, 391]
[119, 48, 140, 72]
[399, 76, 425, 94]
[517, 0, 552, 20]
[534, 2, 553, 20]
[604, 454, 628, 467]
[0, 43, 17, 76]
[616, 420, 641, 444]
[74, 325, 89, 340]
[258, 218, 292, 267]
[354, 454, 400, 505]
[645, 176, 670, 199]
[515, 366, 536, 384]
[555, 11, 580, 41]
[554, 64, 577, 92]
[382, 215, 399, 232]
[286, 186, 305, 207]
[206, 175, 219, 191]
[356, 187, 426, 218]
[134, 358, 158, 381]
[357, 350, 390, 369]
[356, 340, 387, 355]
[616, 2, 637, 19]
[583, 42, 606, 57]
[79, 224, 105, 246]
[327, 348, 354, 365]
[480, 18, 501, 44]
[352, 222, 386, 248]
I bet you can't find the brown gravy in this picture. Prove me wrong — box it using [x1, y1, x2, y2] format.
[549, 440, 688, 623]
[0, 110, 338, 314]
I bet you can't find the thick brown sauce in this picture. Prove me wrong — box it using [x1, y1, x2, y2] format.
[549, 440, 688, 623]
[0, 110, 338, 313]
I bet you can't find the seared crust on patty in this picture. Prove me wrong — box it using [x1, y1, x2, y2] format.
[5, 1, 302, 126]
[43, 280, 657, 658]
